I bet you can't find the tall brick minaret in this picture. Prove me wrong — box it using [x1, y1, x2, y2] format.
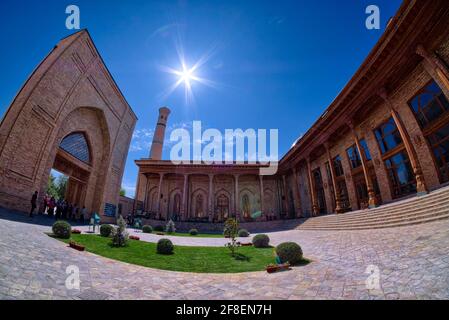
[149, 107, 171, 160]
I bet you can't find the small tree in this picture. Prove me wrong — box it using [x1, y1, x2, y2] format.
[224, 218, 240, 257]
[111, 215, 128, 247]
[166, 219, 176, 234]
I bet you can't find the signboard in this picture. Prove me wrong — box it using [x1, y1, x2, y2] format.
[104, 203, 117, 217]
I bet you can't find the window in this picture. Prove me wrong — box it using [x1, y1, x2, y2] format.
[333, 155, 344, 177]
[359, 139, 372, 161]
[374, 118, 402, 154]
[427, 122, 449, 183]
[59, 133, 90, 164]
[409, 81, 449, 129]
[347, 145, 362, 169]
[385, 151, 416, 198]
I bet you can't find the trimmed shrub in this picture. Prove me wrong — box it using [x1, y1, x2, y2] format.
[157, 238, 174, 255]
[142, 225, 153, 234]
[275, 242, 303, 265]
[165, 219, 176, 234]
[252, 234, 270, 248]
[238, 229, 250, 237]
[52, 220, 71, 239]
[189, 228, 198, 236]
[154, 225, 164, 232]
[111, 216, 128, 247]
[100, 224, 113, 237]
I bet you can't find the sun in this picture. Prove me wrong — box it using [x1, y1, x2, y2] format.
[179, 66, 194, 85]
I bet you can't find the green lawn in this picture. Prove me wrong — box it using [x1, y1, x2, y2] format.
[144, 231, 225, 238]
[60, 234, 278, 273]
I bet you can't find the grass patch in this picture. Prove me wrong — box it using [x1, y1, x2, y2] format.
[145, 231, 225, 238]
[59, 234, 284, 273]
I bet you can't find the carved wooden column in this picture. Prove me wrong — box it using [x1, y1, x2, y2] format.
[234, 174, 240, 221]
[156, 173, 164, 219]
[379, 89, 428, 194]
[259, 175, 264, 216]
[416, 45, 449, 91]
[349, 123, 379, 208]
[291, 167, 303, 218]
[208, 174, 214, 222]
[143, 175, 150, 212]
[181, 174, 189, 221]
[307, 157, 319, 216]
[324, 143, 344, 214]
[282, 175, 290, 217]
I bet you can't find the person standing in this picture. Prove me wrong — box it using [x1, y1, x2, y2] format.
[80, 206, 87, 224]
[30, 191, 38, 218]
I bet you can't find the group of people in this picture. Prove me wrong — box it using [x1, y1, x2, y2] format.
[29, 191, 88, 223]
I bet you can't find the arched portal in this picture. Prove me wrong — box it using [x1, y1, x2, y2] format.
[52, 132, 92, 207]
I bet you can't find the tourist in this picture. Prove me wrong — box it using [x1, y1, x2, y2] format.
[29, 191, 38, 218]
[41, 194, 49, 215]
[47, 197, 55, 218]
[67, 203, 73, 220]
[62, 201, 68, 220]
[55, 200, 62, 219]
[80, 206, 87, 224]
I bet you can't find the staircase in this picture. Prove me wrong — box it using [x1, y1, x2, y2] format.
[297, 185, 449, 231]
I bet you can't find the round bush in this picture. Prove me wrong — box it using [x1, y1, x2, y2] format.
[275, 242, 303, 265]
[52, 220, 71, 239]
[154, 225, 164, 232]
[189, 228, 198, 236]
[238, 229, 250, 237]
[142, 225, 153, 234]
[100, 224, 113, 237]
[157, 238, 174, 255]
[252, 234, 270, 248]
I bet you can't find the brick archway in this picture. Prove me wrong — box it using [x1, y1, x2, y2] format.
[0, 30, 136, 221]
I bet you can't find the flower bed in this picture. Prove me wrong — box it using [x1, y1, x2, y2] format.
[71, 229, 82, 234]
[69, 241, 85, 251]
[266, 263, 291, 274]
[238, 242, 253, 247]
[129, 235, 140, 241]
[156, 232, 165, 236]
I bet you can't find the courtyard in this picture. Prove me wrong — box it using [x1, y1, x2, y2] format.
[1, 208, 448, 300]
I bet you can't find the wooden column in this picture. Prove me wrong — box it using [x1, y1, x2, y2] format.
[349, 123, 379, 208]
[416, 45, 449, 91]
[156, 173, 164, 219]
[143, 175, 150, 212]
[234, 174, 240, 221]
[181, 174, 189, 221]
[282, 175, 290, 217]
[259, 175, 264, 216]
[307, 157, 319, 216]
[379, 89, 428, 194]
[324, 143, 344, 214]
[208, 174, 214, 222]
[291, 167, 303, 218]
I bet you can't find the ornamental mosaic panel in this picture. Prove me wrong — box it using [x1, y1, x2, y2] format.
[59, 133, 90, 164]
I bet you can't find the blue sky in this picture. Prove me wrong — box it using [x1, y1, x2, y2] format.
[0, 0, 402, 198]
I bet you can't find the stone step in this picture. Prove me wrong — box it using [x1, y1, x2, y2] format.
[299, 206, 449, 229]
[301, 199, 449, 226]
[307, 189, 449, 222]
[297, 212, 449, 231]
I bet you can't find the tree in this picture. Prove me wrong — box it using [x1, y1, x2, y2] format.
[120, 188, 126, 197]
[47, 174, 68, 200]
[224, 218, 240, 257]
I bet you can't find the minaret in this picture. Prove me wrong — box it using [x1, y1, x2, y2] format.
[149, 106, 171, 160]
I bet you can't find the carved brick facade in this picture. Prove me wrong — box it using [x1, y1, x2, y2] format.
[0, 30, 137, 222]
[136, 1, 449, 223]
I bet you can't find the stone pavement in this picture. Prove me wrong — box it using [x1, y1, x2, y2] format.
[1, 210, 449, 300]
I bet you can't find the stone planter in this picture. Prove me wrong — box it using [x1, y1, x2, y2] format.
[69, 241, 85, 251]
[266, 263, 291, 274]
